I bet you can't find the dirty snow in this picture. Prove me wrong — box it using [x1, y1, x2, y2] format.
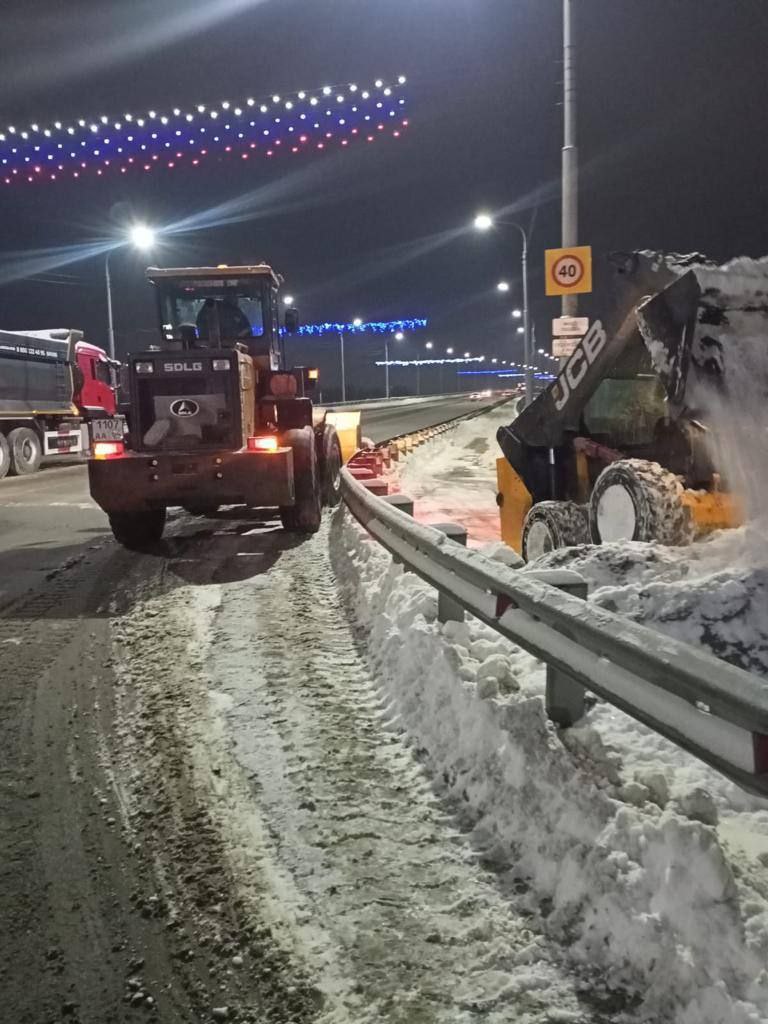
[332, 508, 768, 1024]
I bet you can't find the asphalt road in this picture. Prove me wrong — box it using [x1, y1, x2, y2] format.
[0, 394, 504, 608]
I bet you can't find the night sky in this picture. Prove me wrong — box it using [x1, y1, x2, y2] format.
[1, 0, 767, 400]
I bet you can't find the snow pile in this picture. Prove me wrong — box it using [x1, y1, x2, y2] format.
[389, 401, 516, 543]
[331, 508, 768, 1024]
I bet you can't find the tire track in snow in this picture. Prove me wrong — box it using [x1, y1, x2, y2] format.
[204, 517, 599, 1023]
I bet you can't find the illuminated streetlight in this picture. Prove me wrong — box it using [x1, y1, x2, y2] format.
[425, 341, 434, 350]
[128, 223, 156, 250]
[497, 281, 510, 293]
[394, 331, 405, 341]
[446, 347, 454, 354]
[283, 294, 295, 306]
[352, 317, 363, 328]
[463, 351, 470, 358]
[512, 308, 522, 319]
[517, 326, 524, 334]
[474, 212, 493, 232]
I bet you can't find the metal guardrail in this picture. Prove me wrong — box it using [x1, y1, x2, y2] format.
[341, 463, 768, 796]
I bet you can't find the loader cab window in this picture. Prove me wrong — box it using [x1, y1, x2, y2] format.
[158, 279, 266, 348]
[581, 376, 667, 446]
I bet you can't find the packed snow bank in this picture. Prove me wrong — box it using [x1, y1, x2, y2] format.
[388, 401, 515, 544]
[331, 507, 768, 1024]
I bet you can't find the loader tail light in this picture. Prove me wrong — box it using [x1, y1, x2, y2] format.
[93, 441, 125, 459]
[247, 435, 279, 452]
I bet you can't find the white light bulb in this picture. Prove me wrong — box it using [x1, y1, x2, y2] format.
[285, 101, 293, 110]
[322, 86, 331, 96]
[497, 281, 510, 292]
[222, 101, 230, 110]
[148, 110, 156, 118]
[349, 84, 358, 92]
[375, 79, 383, 88]
[272, 94, 281, 103]
[197, 104, 206, 113]
[474, 213, 493, 231]
[398, 75, 407, 85]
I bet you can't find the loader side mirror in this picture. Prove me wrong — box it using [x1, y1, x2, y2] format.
[284, 308, 300, 335]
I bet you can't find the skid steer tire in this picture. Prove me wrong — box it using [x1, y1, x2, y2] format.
[108, 509, 167, 550]
[589, 458, 693, 546]
[319, 424, 343, 507]
[8, 427, 42, 476]
[280, 427, 322, 534]
[521, 501, 589, 562]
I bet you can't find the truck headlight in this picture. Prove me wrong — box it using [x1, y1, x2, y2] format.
[212, 359, 231, 371]
[135, 361, 154, 374]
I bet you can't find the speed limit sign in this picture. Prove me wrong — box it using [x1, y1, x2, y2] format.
[545, 245, 593, 296]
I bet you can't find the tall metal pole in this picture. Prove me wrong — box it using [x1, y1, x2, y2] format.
[384, 339, 390, 399]
[339, 331, 346, 402]
[105, 250, 116, 360]
[562, 0, 578, 318]
[520, 230, 533, 406]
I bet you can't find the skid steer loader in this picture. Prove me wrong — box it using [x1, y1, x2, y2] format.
[496, 250, 763, 560]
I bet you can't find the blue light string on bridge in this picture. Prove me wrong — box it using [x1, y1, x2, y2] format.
[0, 75, 409, 186]
[298, 317, 427, 336]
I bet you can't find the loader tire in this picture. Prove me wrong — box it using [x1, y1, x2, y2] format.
[8, 427, 42, 476]
[320, 424, 343, 507]
[280, 427, 322, 534]
[589, 458, 693, 546]
[109, 509, 166, 550]
[521, 501, 590, 562]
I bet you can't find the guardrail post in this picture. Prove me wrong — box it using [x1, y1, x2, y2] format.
[432, 523, 468, 623]
[382, 493, 414, 517]
[526, 570, 589, 728]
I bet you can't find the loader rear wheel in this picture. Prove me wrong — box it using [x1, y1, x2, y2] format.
[8, 427, 42, 476]
[522, 501, 589, 562]
[589, 458, 693, 546]
[320, 424, 343, 507]
[280, 427, 322, 534]
[108, 509, 166, 550]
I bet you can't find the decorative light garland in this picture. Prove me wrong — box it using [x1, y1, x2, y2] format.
[375, 356, 484, 367]
[0, 75, 409, 186]
[298, 316, 426, 336]
[457, 368, 555, 379]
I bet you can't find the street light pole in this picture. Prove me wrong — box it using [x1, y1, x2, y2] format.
[105, 250, 116, 360]
[338, 331, 346, 402]
[562, 0, 578, 318]
[384, 339, 390, 399]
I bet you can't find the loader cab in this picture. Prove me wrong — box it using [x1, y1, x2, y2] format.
[147, 264, 284, 376]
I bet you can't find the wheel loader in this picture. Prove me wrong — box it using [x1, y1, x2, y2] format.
[496, 250, 757, 560]
[88, 263, 350, 549]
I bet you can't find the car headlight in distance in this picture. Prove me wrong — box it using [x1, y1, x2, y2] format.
[212, 358, 231, 371]
[135, 361, 154, 374]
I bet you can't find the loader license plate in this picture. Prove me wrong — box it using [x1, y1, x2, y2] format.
[91, 417, 125, 441]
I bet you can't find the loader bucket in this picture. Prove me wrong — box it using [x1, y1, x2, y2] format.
[635, 269, 702, 407]
[324, 410, 362, 463]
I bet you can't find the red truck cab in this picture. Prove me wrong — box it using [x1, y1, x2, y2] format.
[74, 341, 118, 418]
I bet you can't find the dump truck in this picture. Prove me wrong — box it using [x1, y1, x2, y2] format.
[496, 250, 759, 559]
[0, 328, 117, 478]
[88, 263, 344, 549]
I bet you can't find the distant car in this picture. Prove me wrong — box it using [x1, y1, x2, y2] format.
[469, 389, 493, 400]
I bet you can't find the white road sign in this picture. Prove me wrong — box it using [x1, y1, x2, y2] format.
[552, 316, 589, 337]
[552, 337, 580, 358]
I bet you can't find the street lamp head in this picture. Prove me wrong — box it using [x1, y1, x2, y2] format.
[283, 294, 295, 306]
[473, 212, 493, 232]
[512, 308, 522, 319]
[352, 317, 363, 328]
[492, 358, 498, 363]
[394, 331, 405, 341]
[425, 341, 433, 350]
[496, 281, 510, 293]
[446, 347, 454, 354]
[463, 351, 470, 358]
[128, 223, 156, 251]
[516, 326, 524, 334]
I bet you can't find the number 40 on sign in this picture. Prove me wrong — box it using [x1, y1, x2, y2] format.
[545, 245, 592, 296]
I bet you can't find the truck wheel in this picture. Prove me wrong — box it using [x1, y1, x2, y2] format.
[522, 501, 589, 561]
[0, 433, 10, 480]
[589, 458, 693, 546]
[8, 427, 42, 476]
[280, 427, 322, 534]
[108, 509, 166, 550]
[320, 424, 343, 507]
